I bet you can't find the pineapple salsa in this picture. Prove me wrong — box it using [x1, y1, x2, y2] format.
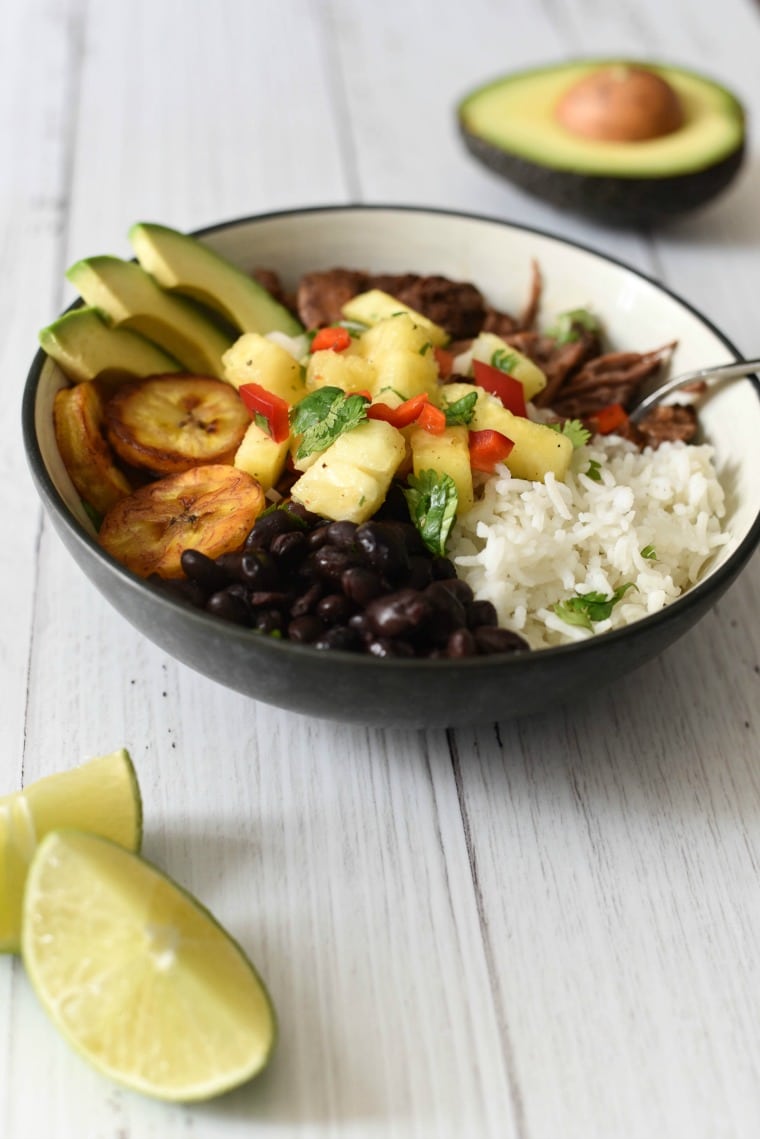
[41, 222, 704, 657]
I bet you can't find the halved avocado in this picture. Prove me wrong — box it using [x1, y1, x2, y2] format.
[129, 222, 303, 336]
[458, 60, 746, 226]
[39, 307, 181, 383]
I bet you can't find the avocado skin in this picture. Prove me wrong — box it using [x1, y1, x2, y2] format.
[460, 125, 746, 227]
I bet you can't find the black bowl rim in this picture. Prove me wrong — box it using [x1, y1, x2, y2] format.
[22, 202, 760, 676]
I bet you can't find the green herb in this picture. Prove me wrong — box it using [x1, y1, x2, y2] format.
[491, 348, 519, 373]
[377, 385, 406, 399]
[585, 459, 602, 482]
[418, 341, 432, 356]
[290, 386, 369, 460]
[403, 470, 458, 557]
[552, 583, 635, 630]
[258, 502, 308, 528]
[254, 411, 270, 436]
[444, 391, 478, 426]
[547, 418, 591, 448]
[641, 545, 657, 560]
[547, 308, 600, 346]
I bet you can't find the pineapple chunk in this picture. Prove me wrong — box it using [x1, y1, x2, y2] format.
[223, 333, 306, 404]
[306, 348, 377, 394]
[374, 349, 438, 401]
[234, 421, 290, 491]
[342, 289, 449, 346]
[290, 419, 405, 523]
[358, 313, 432, 361]
[408, 425, 473, 515]
[443, 382, 572, 483]
[468, 332, 547, 402]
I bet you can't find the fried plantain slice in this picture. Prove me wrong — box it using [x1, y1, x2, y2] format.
[54, 382, 132, 515]
[98, 464, 265, 578]
[104, 374, 250, 475]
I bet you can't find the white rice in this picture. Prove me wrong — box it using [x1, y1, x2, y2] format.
[450, 435, 729, 649]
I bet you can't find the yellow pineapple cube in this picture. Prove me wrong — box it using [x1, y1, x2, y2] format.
[305, 349, 377, 394]
[223, 333, 306, 404]
[234, 421, 290, 491]
[408, 425, 474, 514]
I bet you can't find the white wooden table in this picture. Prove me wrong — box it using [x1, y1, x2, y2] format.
[3, 1, 760, 1135]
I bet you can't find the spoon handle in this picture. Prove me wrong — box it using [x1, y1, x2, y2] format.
[629, 358, 760, 423]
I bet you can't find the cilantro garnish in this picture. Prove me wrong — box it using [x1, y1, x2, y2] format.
[290, 387, 369, 460]
[444, 390, 478, 426]
[418, 341, 432, 356]
[258, 501, 308, 528]
[641, 545, 657, 560]
[254, 411, 270, 436]
[585, 459, 602, 482]
[547, 308, 600, 346]
[552, 583, 635, 630]
[547, 419, 591, 448]
[403, 470, 458, 557]
[491, 348, 519, 373]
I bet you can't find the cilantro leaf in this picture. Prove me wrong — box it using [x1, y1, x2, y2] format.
[552, 583, 635, 630]
[444, 390, 478, 426]
[403, 470, 458, 557]
[585, 458, 602, 482]
[491, 348, 519, 373]
[547, 418, 592, 448]
[546, 308, 600, 346]
[290, 387, 369, 460]
[641, 544, 657, 560]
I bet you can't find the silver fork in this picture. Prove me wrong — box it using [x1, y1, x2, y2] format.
[628, 358, 760, 423]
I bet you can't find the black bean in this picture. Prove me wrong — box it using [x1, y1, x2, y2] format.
[180, 549, 229, 592]
[473, 626, 529, 655]
[340, 566, 384, 606]
[214, 552, 246, 581]
[325, 520, 358, 549]
[245, 509, 302, 550]
[355, 522, 410, 580]
[286, 501, 322, 526]
[239, 550, 278, 589]
[446, 628, 477, 658]
[156, 576, 208, 609]
[431, 556, 457, 580]
[270, 529, 308, 568]
[406, 555, 434, 591]
[249, 589, 292, 609]
[290, 581, 324, 617]
[424, 581, 468, 634]
[307, 523, 332, 550]
[365, 588, 433, 637]
[287, 615, 324, 644]
[348, 611, 374, 639]
[466, 599, 498, 629]
[313, 625, 362, 652]
[316, 593, 355, 625]
[255, 608, 284, 634]
[206, 590, 250, 625]
[312, 546, 357, 585]
[435, 577, 474, 606]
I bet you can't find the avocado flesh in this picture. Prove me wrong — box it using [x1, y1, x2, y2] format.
[39, 307, 181, 383]
[66, 256, 233, 377]
[458, 60, 745, 225]
[129, 222, 303, 337]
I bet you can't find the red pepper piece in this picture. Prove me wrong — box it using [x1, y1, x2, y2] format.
[417, 402, 447, 435]
[310, 326, 352, 353]
[468, 428, 514, 473]
[589, 402, 629, 435]
[434, 347, 455, 379]
[238, 383, 290, 443]
[367, 392, 429, 428]
[472, 359, 527, 418]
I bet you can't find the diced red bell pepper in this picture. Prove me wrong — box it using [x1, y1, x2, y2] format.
[238, 383, 290, 443]
[589, 402, 629, 435]
[472, 359, 527, 418]
[310, 326, 352, 353]
[434, 347, 455, 379]
[367, 392, 429, 428]
[468, 428, 514, 472]
[417, 402, 447, 435]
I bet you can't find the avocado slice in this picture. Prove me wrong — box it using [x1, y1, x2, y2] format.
[458, 60, 746, 226]
[39, 307, 181, 383]
[129, 222, 303, 336]
[66, 256, 232, 377]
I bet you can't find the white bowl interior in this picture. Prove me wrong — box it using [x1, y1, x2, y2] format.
[35, 207, 760, 582]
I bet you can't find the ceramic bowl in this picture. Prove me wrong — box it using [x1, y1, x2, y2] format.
[22, 206, 760, 727]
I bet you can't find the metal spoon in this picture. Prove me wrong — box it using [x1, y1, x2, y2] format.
[628, 358, 760, 423]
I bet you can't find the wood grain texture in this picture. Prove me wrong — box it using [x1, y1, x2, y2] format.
[2, 0, 760, 1136]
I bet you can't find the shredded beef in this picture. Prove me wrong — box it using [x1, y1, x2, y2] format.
[635, 403, 699, 447]
[549, 343, 676, 419]
[368, 274, 488, 340]
[296, 268, 369, 329]
[252, 269, 298, 318]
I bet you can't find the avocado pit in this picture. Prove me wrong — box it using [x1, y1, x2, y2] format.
[555, 65, 684, 143]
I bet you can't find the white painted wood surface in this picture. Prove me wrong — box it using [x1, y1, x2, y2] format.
[2, 0, 759, 1135]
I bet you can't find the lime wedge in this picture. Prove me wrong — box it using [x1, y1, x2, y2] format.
[22, 830, 276, 1102]
[0, 749, 142, 953]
